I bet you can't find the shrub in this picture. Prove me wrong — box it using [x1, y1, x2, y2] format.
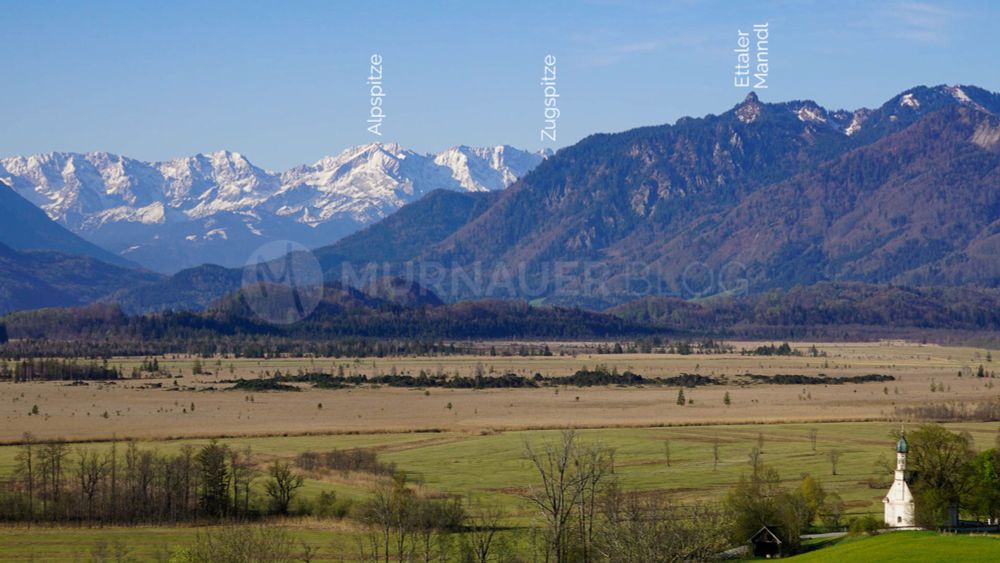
[848, 514, 884, 536]
[179, 525, 297, 562]
[310, 490, 353, 518]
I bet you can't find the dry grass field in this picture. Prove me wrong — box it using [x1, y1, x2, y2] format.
[0, 341, 995, 443]
[0, 340, 998, 560]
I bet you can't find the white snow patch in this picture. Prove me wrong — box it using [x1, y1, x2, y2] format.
[972, 123, 1000, 149]
[736, 103, 760, 124]
[900, 93, 920, 109]
[205, 228, 228, 240]
[796, 106, 827, 123]
[950, 86, 972, 103]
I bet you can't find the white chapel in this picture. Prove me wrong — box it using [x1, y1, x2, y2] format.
[883, 433, 916, 528]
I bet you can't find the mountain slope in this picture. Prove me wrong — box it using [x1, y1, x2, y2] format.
[0, 144, 545, 272]
[608, 282, 1000, 333]
[660, 105, 1000, 290]
[413, 85, 1000, 304]
[0, 242, 161, 314]
[0, 181, 135, 268]
[316, 189, 500, 268]
[112, 189, 500, 312]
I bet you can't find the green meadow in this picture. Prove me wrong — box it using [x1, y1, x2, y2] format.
[788, 531, 1000, 562]
[0, 421, 997, 560]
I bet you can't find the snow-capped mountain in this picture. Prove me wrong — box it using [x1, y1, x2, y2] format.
[0, 143, 547, 272]
[774, 84, 1000, 139]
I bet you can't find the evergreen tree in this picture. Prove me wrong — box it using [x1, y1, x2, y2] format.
[196, 440, 230, 517]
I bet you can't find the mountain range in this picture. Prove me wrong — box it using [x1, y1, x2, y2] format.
[0, 144, 547, 272]
[411, 84, 1000, 306]
[3, 84, 1000, 316]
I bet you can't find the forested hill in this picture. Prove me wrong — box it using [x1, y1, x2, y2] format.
[4, 282, 1000, 356]
[609, 283, 1000, 335]
[1, 281, 642, 356]
[416, 85, 1000, 304]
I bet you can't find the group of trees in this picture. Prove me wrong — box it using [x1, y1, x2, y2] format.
[519, 430, 728, 562]
[355, 473, 467, 562]
[0, 295, 647, 360]
[0, 436, 303, 524]
[743, 342, 798, 356]
[228, 367, 723, 392]
[720, 424, 1000, 555]
[0, 358, 122, 381]
[906, 425, 1000, 527]
[610, 283, 1000, 334]
[724, 457, 844, 553]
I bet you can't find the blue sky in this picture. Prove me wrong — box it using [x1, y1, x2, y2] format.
[2, 0, 997, 170]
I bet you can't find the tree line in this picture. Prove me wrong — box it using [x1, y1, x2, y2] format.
[0, 294, 645, 359]
[0, 358, 122, 381]
[0, 436, 304, 524]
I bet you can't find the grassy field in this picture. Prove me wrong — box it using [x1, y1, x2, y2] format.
[0, 421, 998, 560]
[788, 531, 1000, 562]
[0, 341, 998, 560]
[0, 522, 360, 562]
[2, 421, 997, 514]
[1, 341, 997, 442]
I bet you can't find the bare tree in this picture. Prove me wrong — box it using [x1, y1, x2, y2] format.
[38, 439, 69, 520]
[463, 501, 506, 563]
[76, 449, 108, 522]
[14, 433, 36, 522]
[229, 446, 256, 518]
[577, 442, 613, 562]
[522, 430, 612, 563]
[712, 437, 720, 472]
[748, 447, 763, 479]
[808, 429, 818, 453]
[663, 440, 671, 468]
[357, 473, 416, 563]
[185, 525, 297, 563]
[829, 449, 841, 476]
[265, 461, 305, 515]
[597, 485, 728, 562]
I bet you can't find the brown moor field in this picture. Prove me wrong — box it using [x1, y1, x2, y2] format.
[1, 341, 996, 443]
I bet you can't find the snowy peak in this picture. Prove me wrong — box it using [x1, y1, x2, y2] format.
[278, 142, 546, 225]
[881, 84, 1000, 117]
[735, 92, 763, 123]
[731, 84, 1000, 138]
[0, 143, 546, 272]
[433, 145, 548, 192]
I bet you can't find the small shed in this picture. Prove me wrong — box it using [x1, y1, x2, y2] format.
[748, 525, 783, 558]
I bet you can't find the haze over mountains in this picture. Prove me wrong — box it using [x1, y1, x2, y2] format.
[3, 84, 1000, 317]
[0, 144, 547, 272]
